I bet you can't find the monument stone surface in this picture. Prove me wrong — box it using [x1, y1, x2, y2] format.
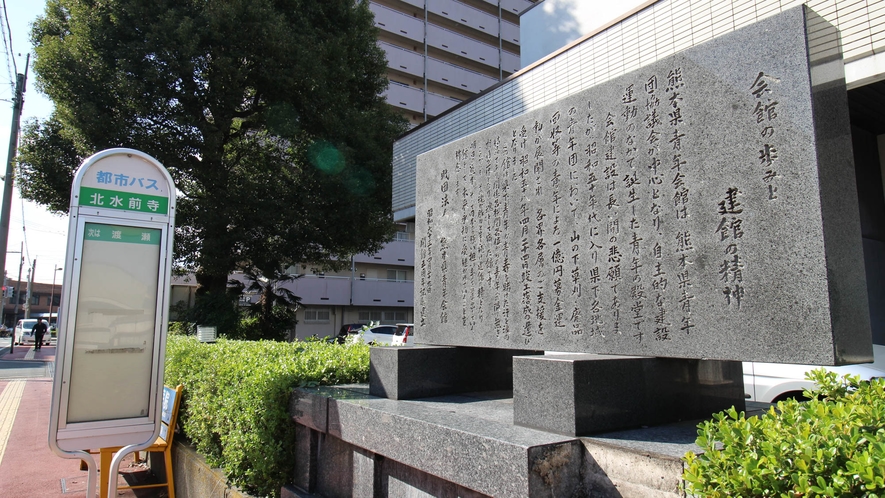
[291, 7, 874, 498]
[414, 6, 871, 366]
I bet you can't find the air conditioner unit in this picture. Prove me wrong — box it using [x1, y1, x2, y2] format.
[196, 325, 217, 343]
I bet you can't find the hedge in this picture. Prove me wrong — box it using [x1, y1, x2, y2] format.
[164, 335, 370, 498]
[684, 369, 885, 497]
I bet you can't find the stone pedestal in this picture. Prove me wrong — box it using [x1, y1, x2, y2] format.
[513, 354, 745, 435]
[369, 345, 540, 400]
[286, 384, 767, 498]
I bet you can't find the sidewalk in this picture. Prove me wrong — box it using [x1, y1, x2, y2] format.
[0, 345, 166, 497]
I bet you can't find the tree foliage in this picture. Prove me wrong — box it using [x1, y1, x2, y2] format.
[20, 0, 406, 319]
[229, 272, 300, 341]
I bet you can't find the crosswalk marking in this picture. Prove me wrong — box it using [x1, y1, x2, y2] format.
[0, 380, 25, 467]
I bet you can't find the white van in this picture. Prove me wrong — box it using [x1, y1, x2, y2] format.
[14, 319, 51, 346]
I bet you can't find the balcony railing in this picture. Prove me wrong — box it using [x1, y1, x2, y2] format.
[428, 0, 499, 37]
[379, 41, 425, 78]
[369, 2, 424, 42]
[426, 90, 462, 117]
[383, 81, 424, 113]
[426, 23, 499, 67]
[427, 56, 498, 93]
[352, 279, 414, 307]
[278, 274, 415, 308]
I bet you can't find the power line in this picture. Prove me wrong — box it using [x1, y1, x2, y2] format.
[0, 0, 15, 87]
[19, 196, 30, 269]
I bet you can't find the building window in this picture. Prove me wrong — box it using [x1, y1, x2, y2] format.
[387, 269, 407, 282]
[358, 311, 383, 322]
[384, 311, 407, 322]
[31, 295, 40, 305]
[359, 310, 406, 324]
[304, 310, 330, 323]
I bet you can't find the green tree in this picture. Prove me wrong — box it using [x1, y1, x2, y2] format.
[19, 0, 405, 334]
[228, 272, 300, 341]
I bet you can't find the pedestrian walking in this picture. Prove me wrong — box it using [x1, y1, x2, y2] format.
[32, 318, 47, 350]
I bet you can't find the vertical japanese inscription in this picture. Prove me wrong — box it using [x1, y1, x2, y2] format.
[423, 66, 703, 349]
[420, 207, 434, 327]
[665, 68, 696, 337]
[750, 72, 781, 201]
[414, 10, 856, 364]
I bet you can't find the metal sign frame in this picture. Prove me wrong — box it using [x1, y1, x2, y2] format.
[49, 148, 176, 496]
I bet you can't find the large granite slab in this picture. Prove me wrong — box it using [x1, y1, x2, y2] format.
[414, 6, 871, 365]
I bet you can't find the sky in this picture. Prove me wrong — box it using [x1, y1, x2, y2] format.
[522, 0, 650, 67]
[0, 0, 650, 285]
[0, 0, 66, 285]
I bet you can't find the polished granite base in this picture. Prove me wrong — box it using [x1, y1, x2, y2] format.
[286, 384, 765, 497]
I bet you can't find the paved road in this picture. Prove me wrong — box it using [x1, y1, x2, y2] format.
[0, 338, 56, 381]
[0, 343, 163, 497]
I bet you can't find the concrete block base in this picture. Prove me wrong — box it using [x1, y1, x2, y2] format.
[513, 354, 746, 435]
[286, 384, 763, 497]
[369, 345, 540, 399]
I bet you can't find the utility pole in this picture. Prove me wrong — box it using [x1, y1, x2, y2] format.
[0, 54, 29, 325]
[1, 246, 22, 327]
[24, 258, 35, 319]
[0, 270, 5, 325]
[10, 242, 22, 352]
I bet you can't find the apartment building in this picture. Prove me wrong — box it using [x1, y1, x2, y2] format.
[224, 224, 418, 340]
[270, 2, 541, 339]
[372, 0, 538, 127]
[275, 226, 415, 339]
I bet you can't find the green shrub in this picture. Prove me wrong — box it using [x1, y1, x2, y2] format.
[164, 335, 370, 497]
[167, 321, 194, 335]
[684, 369, 885, 497]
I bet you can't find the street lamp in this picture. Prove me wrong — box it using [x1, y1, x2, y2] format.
[49, 265, 62, 328]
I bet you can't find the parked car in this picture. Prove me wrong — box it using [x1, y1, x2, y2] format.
[743, 344, 885, 402]
[343, 324, 397, 345]
[14, 319, 51, 346]
[391, 323, 415, 346]
[336, 323, 366, 344]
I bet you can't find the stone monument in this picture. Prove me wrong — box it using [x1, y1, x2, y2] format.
[370, 5, 872, 435]
[290, 7, 874, 497]
[412, 8, 869, 367]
